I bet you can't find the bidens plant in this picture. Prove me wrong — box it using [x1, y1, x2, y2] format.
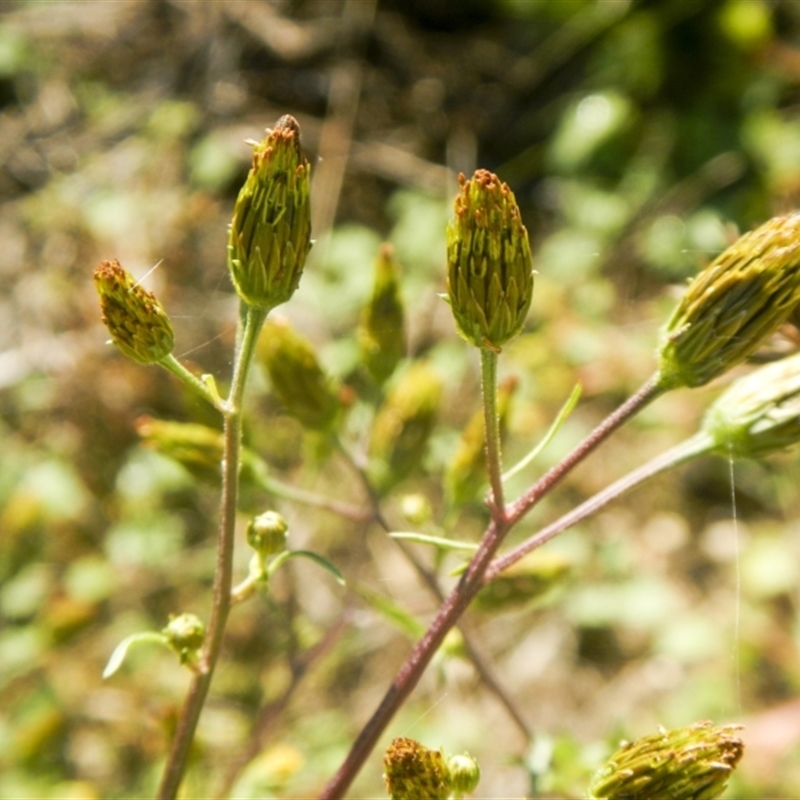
[95, 116, 800, 798]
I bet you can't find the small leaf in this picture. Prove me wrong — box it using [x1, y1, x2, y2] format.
[503, 383, 582, 481]
[102, 631, 169, 679]
[267, 549, 345, 586]
[390, 532, 479, 552]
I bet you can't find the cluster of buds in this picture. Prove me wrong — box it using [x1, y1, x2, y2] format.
[446, 170, 534, 352]
[227, 114, 312, 311]
[359, 243, 406, 386]
[383, 738, 480, 800]
[657, 212, 800, 390]
[258, 316, 341, 432]
[369, 362, 442, 492]
[588, 721, 744, 800]
[701, 350, 800, 458]
[93, 259, 175, 364]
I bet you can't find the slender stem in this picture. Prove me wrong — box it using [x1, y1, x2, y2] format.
[480, 349, 505, 515]
[319, 373, 666, 799]
[157, 305, 267, 800]
[507, 372, 665, 525]
[485, 432, 713, 583]
[159, 353, 223, 411]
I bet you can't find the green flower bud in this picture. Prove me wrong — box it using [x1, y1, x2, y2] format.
[657, 213, 800, 390]
[446, 170, 534, 351]
[369, 363, 442, 492]
[445, 375, 517, 507]
[246, 510, 289, 558]
[359, 243, 406, 385]
[447, 753, 480, 797]
[93, 259, 175, 364]
[259, 316, 341, 431]
[227, 115, 312, 310]
[588, 721, 744, 800]
[399, 493, 433, 526]
[702, 351, 800, 458]
[136, 417, 223, 483]
[383, 738, 451, 800]
[162, 613, 205, 666]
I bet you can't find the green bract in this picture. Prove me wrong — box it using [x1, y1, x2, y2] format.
[657, 212, 800, 390]
[702, 351, 800, 458]
[446, 170, 534, 351]
[227, 115, 312, 310]
[93, 259, 175, 364]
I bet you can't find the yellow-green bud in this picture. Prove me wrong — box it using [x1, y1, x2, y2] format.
[93, 259, 175, 364]
[227, 115, 312, 310]
[399, 493, 433, 526]
[162, 613, 205, 665]
[657, 213, 800, 390]
[359, 243, 406, 385]
[702, 351, 800, 458]
[259, 316, 341, 431]
[136, 417, 223, 483]
[447, 753, 480, 796]
[246, 510, 289, 558]
[588, 721, 744, 800]
[445, 375, 517, 507]
[369, 362, 442, 492]
[446, 170, 534, 351]
[383, 738, 451, 800]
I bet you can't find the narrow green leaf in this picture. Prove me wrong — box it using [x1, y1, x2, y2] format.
[267, 549, 346, 586]
[102, 631, 170, 679]
[390, 532, 479, 552]
[503, 382, 582, 481]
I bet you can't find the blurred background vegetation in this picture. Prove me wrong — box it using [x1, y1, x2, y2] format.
[3, 0, 800, 797]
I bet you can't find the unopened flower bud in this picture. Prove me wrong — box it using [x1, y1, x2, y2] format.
[259, 316, 341, 431]
[369, 363, 442, 492]
[657, 213, 800, 390]
[399, 493, 432, 526]
[93, 259, 174, 364]
[136, 417, 223, 483]
[447, 753, 480, 796]
[702, 351, 800, 458]
[359, 243, 406, 385]
[246, 510, 288, 557]
[446, 170, 534, 351]
[383, 738, 451, 800]
[162, 613, 205, 665]
[588, 721, 744, 800]
[228, 115, 312, 310]
[475, 552, 571, 612]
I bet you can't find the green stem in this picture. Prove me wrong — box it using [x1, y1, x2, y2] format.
[157, 304, 267, 800]
[485, 431, 713, 583]
[480, 348, 505, 515]
[158, 353, 224, 411]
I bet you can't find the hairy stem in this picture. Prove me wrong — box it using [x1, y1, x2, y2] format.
[157, 304, 267, 800]
[481, 348, 505, 515]
[319, 374, 664, 799]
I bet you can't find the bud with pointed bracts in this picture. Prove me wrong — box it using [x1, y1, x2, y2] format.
[657, 213, 800, 390]
[93, 259, 175, 364]
[588, 721, 744, 800]
[446, 170, 534, 351]
[383, 738, 451, 800]
[227, 115, 312, 310]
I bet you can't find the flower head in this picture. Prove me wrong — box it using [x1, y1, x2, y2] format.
[383, 738, 451, 800]
[446, 170, 534, 351]
[657, 213, 800, 389]
[93, 259, 174, 364]
[228, 115, 312, 310]
[588, 721, 744, 800]
[702, 351, 800, 458]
